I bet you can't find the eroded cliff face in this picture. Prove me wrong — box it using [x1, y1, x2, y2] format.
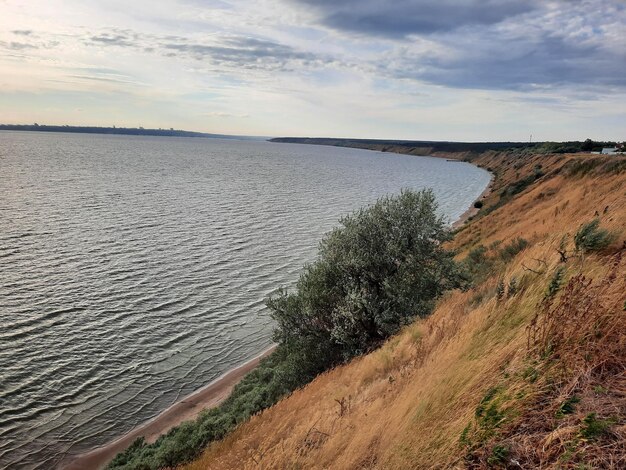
[186, 152, 626, 470]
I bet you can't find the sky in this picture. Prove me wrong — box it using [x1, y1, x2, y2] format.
[0, 0, 625, 141]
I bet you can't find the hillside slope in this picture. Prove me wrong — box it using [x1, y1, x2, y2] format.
[186, 152, 625, 469]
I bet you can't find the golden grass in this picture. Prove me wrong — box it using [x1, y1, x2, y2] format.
[184, 153, 625, 470]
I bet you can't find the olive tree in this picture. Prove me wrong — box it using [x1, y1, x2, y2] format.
[267, 189, 467, 364]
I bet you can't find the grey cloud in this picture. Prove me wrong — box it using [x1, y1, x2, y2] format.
[90, 33, 136, 47]
[12, 30, 34, 36]
[291, 0, 538, 37]
[0, 41, 38, 50]
[384, 31, 626, 91]
[84, 28, 335, 71]
[287, 0, 626, 91]
[160, 36, 324, 69]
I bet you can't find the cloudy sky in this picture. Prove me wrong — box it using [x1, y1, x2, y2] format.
[1, 0, 624, 140]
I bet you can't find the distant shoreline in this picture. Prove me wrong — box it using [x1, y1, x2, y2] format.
[452, 175, 493, 229]
[0, 124, 264, 140]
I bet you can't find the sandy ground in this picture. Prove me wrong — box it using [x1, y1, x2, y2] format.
[62, 345, 276, 470]
[452, 175, 493, 229]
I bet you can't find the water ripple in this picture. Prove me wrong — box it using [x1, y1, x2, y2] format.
[0, 132, 489, 469]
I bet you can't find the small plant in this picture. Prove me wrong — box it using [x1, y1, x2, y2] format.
[593, 385, 608, 394]
[498, 238, 529, 262]
[556, 395, 580, 418]
[574, 219, 614, 253]
[409, 326, 423, 345]
[579, 413, 615, 440]
[463, 245, 493, 284]
[487, 444, 509, 466]
[476, 387, 500, 418]
[522, 366, 538, 383]
[557, 235, 569, 262]
[545, 266, 565, 299]
[459, 423, 472, 446]
[506, 278, 518, 298]
[496, 280, 505, 300]
[474, 200, 484, 209]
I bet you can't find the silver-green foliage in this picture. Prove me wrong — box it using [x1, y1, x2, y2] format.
[268, 189, 467, 360]
[574, 219, 613, 253]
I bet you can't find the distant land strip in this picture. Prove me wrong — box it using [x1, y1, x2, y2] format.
[0, 124, 263, 140]
[270, 136, 538, 153]
[269, 137, 618, 155]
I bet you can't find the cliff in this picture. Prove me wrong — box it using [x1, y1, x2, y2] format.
[184, 150, 626, 469]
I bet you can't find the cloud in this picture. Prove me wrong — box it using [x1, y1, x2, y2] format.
[0, 41, 38, 50]
[1, 0, 624, 140]
[344, 0, 626, 91]
[159, 36, 330, 70]
[83, 28, 337, 72]
[89, 31, 138, 48]
[203, 111, 250, 118]
[384, 33, 626, 91]
[290, 0, 539, 38]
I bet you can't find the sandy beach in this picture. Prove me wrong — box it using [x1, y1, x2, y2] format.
[62, 345, 276, 470]
[452, 175, 493, 229]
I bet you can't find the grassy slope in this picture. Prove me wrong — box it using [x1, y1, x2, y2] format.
[185, 152, 625, 469]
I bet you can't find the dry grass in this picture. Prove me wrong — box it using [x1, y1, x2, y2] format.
[183, 153, 626, 470]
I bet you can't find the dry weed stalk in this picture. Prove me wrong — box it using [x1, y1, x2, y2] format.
[488, 251, 626, 469]
[528, 251, 624, 377]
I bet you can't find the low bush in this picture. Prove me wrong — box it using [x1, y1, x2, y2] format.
[462, 245, 492, 284]
[506, 278, 518, 298]
[545, 266, 565, 299]
[574, 219, 614, 253]
[580, 413, 616, 440]
[269, 189, 467, 361]
[108, 348, 298, 469]
[498, 238, 529, 262]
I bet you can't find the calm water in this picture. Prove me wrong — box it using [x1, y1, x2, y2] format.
[0, 131, 489, 469]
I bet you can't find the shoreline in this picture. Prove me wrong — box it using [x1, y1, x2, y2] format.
[61, 154, 491, 470]
[452, 174, 493, 229]
[62, 345, 277, 470]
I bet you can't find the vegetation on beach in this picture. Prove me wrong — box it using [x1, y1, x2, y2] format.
[108, 189, 466, 469]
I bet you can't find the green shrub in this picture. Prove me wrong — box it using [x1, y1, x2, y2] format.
[462, 245, 493, 285]
[107, 349, 296, 469]
[498, 238, 529, 262]
[556, 395, 580, 418]
[496, 280, 505, 301]
[545, 266, 565, 299]
[473, 200, 484, 209]
[580, 413, 616, 440]
[500, 172, 543, 199]
[475, 387, 500, 417]
[574, 219, 614, 253]
[269, 189, 467, 360]
[506, 278, 518, 298]
[487, 444, 509, 466]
